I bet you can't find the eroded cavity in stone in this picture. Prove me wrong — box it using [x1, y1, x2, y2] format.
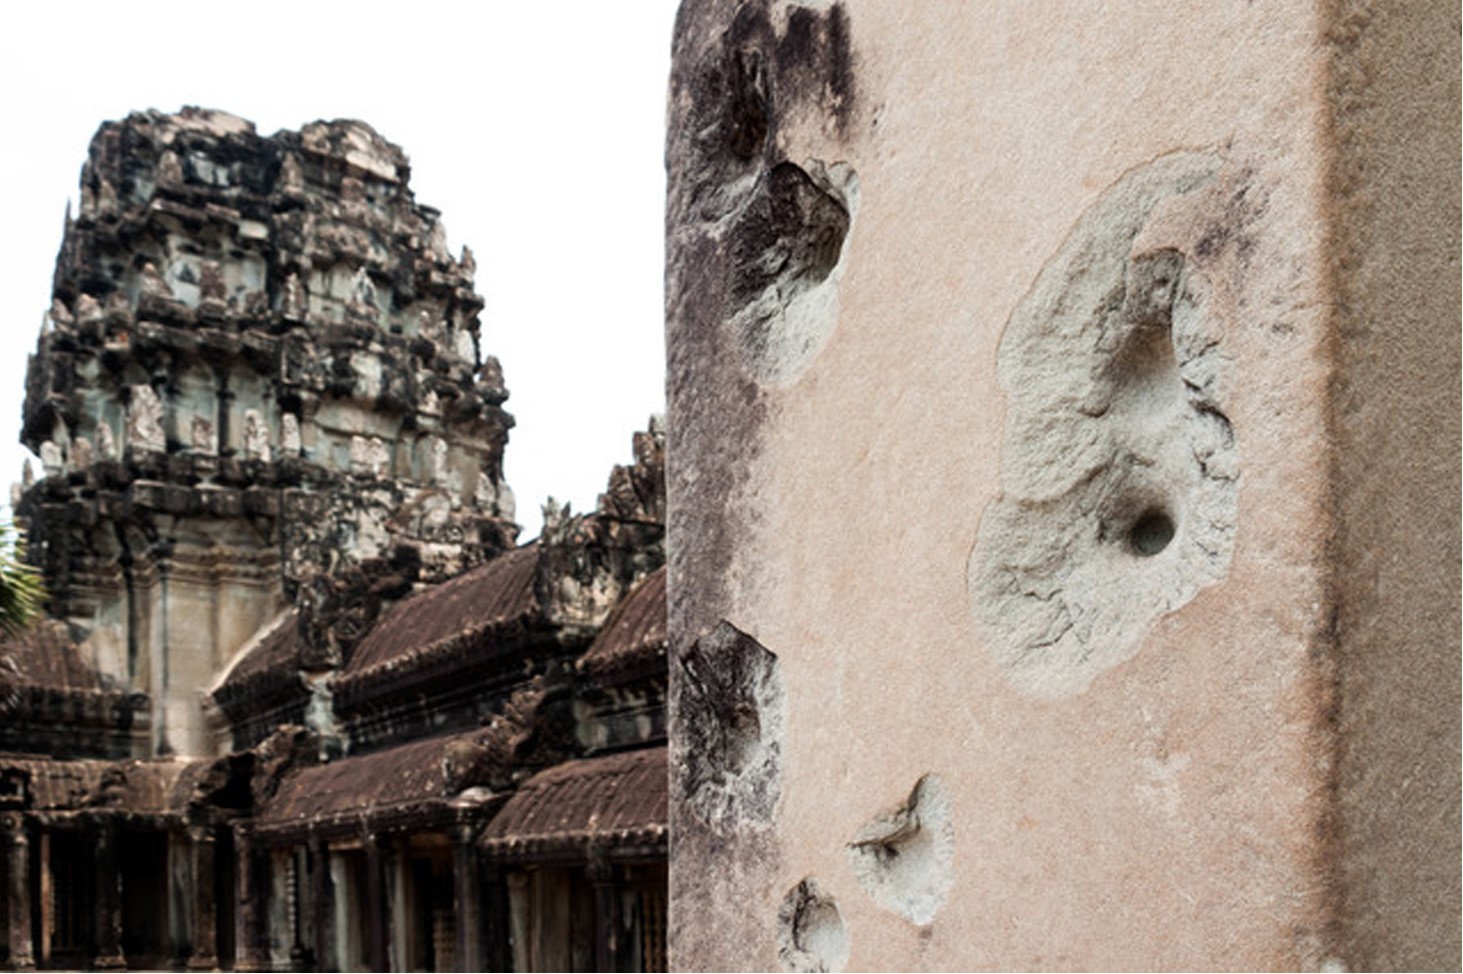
[728, 159, 859, 385]
[969, 151, 1238, 698]
[777, 877, 849, 973]
[674, 620, 784, 830]
[846, 773, 954, 926]
[671, 1, 861, 387]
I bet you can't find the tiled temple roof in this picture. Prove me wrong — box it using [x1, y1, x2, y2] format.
[481, 746, 666, 861]
[577, 566, 666, 679]
[252, 730, 492, 835]
[345, 543, 542, 678]
[0, 755, 206, 816]
[213, 611, 302, 701]
[0, 620, 108, 692]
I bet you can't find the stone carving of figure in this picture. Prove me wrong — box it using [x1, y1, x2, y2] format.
[430, 437, 449, 486]
[191, 416, 217, 455]
[367, 437, 390, 478]
[198, 260, 227, 308]
[420, 389, 441, 417]
[39, 441, 63, 479]
[95, 422, 116, 461]
[495, 480, 516, 521]
[75, 294, 104, 326]
[475, 471, 496, 510]
[279, 153, 304, 194]
[349, 436, 370, 476]
[9, 484, 20, 510]
[126, 385, 166, 453]
[347, 267, 379, 320]
[71, 437, 94, 471]
[349, 436, 390, 478]
[281, 414, 302, 456]
[49, 299, 74, 328]
[541, 497, 570, 538]
[157, 150, 184, 186]
[453, 327, 476, 364]
[281, 271, 307, 320]
[477, 356, 507, 403]
[475, 472, 515, 520]
[96, 177, 119, 218]
[459, 245, 477, 279]
[427, 222, 450, 262]
[104, 292, 131, 325]
[139, 262, 174, 300]
[20, 461, 33, 490]
[243, 410, 271, 462]
[418, 309, 445, 346]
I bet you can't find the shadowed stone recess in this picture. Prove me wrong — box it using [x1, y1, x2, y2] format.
[674, 620, 784, 831]
[777, 877, 849, 973]
[846, 773, 953, 926]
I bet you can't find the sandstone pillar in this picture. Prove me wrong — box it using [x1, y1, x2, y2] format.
[3, 816, 33, 972]
[451, 826, 482, 973]
[589, 856, 621, 973]
[480, 863, 509, 972]
[363, 835, 388, 973]
[92, 820, 124, 970]
[309, 837, 334, 973]
[186, 826, 218, 971]
[232, 828, 264, 973]
[664, 2, 1459, 970]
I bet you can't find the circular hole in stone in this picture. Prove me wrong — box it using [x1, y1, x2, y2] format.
[1129, 509, 1175, 556]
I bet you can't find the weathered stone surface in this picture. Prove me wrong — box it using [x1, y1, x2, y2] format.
[666, 3, 1458, 971]
[17, 108, 517, 758]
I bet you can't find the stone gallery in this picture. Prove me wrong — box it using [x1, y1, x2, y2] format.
[1, 107, 667, 971]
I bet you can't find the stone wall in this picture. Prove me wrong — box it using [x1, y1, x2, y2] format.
[664, 3, 1459, 970]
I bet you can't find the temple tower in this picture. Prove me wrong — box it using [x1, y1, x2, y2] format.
[17, 108, 517, 759]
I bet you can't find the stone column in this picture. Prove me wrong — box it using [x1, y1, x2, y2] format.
[35, 829, 50, 967]
[480, 863, 509, 973]
[363, 835, 387, 973]
[186, 826, 218, 971]
[309, 837, 334, 973]
[232, 827, 264, 973]
[451, 826, 482, 973]
[93, 819, 124, 970]
[588, 856, 621, 974]
[505, 871, 530, 973]
[3, 815, 34, 972]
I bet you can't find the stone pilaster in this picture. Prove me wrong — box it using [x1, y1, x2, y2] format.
[363, 835, 387, 973]
[309, 837, 334, 974]
[3, 815, 34, 972]
[92, 819, 124, 970]
[186, 826, 218, 972]
[232, 827, 264, 973]
[451, 825, 482, 973]
[589, 855, 621, 974]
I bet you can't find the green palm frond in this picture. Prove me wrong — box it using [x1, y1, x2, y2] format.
[0, 521, 45, 638]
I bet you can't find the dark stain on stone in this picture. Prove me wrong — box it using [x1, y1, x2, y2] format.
[674, 620, 783, 829]
[730, 162, 851, 305]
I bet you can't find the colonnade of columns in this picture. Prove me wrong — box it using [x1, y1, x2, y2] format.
[2, 814, 221, 971]
[233, 822, 505, 973]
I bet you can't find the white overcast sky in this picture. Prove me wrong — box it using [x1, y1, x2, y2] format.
[0, 1, 679, 540]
